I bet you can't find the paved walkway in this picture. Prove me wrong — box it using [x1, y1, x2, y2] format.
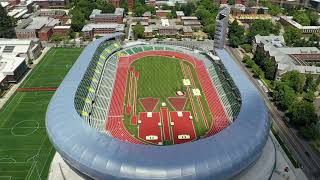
[0, 47, 50, 109]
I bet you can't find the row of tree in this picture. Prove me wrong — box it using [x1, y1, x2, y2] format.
[272, 71, 320, 139]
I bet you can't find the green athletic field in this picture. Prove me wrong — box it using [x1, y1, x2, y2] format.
[123, 56, 213, 145]
[0, 48, 82, 180]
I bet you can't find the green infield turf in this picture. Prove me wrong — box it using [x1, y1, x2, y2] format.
[123, 56, 213, 145]
[0, 48, 82, 180]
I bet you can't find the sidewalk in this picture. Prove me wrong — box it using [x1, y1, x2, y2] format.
[0, 47, 51, 109]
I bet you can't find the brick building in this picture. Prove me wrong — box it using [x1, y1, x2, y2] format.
[181, 17, 202, 30]
[182, 26, 193, 37]
[89, 8, 124, 24]
[156, 10, 171, 18]
[33, 0, 68, 8]
[81, 24, 125, 39]
[15, 17, 60, 39]
[39, 27, 53, 41]
[144, 26, 153, 38]
[53, 26, 70, 37]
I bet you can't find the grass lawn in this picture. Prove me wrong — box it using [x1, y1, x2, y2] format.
[123, 56, 213, 144]
[0, 48, 82, 180]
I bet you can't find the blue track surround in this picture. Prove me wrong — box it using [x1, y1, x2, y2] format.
[46, 35, 270, 180]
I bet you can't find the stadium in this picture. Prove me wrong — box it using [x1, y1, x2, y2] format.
[46, 33, 273, 179]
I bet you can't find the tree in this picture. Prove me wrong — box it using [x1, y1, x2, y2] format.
[203, 24, 215, 39]
[71, 9, 86, 32]
[228, 21, 245, 47]
[133, 5, 146, 16]
[181, 2, 196, 16]
[0, 5, 16, 38]
[282, 71, 306, 93]
[69, 29, 76, 39]
[96, 0, 115, 13]
[300, 125, 320, 140]
[51, 34, 65, 43]
[264, 59, 277, 80]
[252, 64, 263, 78]
[248, 20, 280, 41]
[304, 74, 317, 92]
[245, 58, 255, 68]
[307, 10, 319, 26]
[284, 26, 302, 46]
[133, 22, 144, 39]
[293, 11, 311, 26]
[273, 81, 297, 110]
[288, 101, 318, 127]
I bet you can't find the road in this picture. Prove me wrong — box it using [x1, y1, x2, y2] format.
[225, 47, 320, 180]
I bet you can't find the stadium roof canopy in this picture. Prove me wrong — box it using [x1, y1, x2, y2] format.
[46, 34, 270, 180]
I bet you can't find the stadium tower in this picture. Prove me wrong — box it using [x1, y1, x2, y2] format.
[214, 5, 230, 49]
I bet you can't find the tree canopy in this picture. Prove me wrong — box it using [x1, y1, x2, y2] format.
[0, 5, 16, 38]
[248, 20, 280, 41]
[228, 21, 245, 47]
[133, 22, 145, 39]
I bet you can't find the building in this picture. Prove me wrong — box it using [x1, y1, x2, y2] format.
[180, 16, 201, 30]
[0, 39, 42, 61]
[33, 0, 69, 8]
[0, 55, 28, 82]
[0, 73, 8, 95]
[144, 26, 153, 38]
[89, 8, 124, 24]
[131, 17, 149, 23]
[37, 9, 69, 23]
[182, 26, 193, 37]
[143, 11, 152, 19]
[280, 16, 320, 34]
[15, 17, 61, 39]
[81, 23, 125, 39]
[156, 10, 171, 18]
[254, 35, 320, 78]
[53, 26, 70, 37]
[214, 6, 230, 49]
[38, 27, 53, 41]
[176, 11, 185, 20]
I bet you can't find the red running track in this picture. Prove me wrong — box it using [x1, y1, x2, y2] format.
[106, 59, 142, 143]
[138, 112, 162, 145]
[160, 107, 171, 141]
[170, 111, 196, 144]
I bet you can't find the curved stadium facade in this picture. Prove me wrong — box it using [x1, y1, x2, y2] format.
[46, 34, 271, 179]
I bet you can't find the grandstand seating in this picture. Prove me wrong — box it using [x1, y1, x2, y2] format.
[75, 41, 121, 132]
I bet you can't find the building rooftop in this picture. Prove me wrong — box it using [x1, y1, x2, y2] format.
[156, 10, 171, 13]
[255, 35, 320, 76]
[144, 26, 153, 33]
[181, 16, 198, 20]
[143, 11, 152, 17]
[182, 26, 193, 32]
[280, 16, 320, 30]
[54, 26, 71, 29]
[0, 39, 33, 55]
[81, 23, 125, 32]
[0, 55, 26, 75]
[176, 11, 185, 16]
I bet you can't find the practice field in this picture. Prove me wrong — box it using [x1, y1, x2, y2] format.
[0, 48, 82, 180]
[123, 56, 213, 145]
